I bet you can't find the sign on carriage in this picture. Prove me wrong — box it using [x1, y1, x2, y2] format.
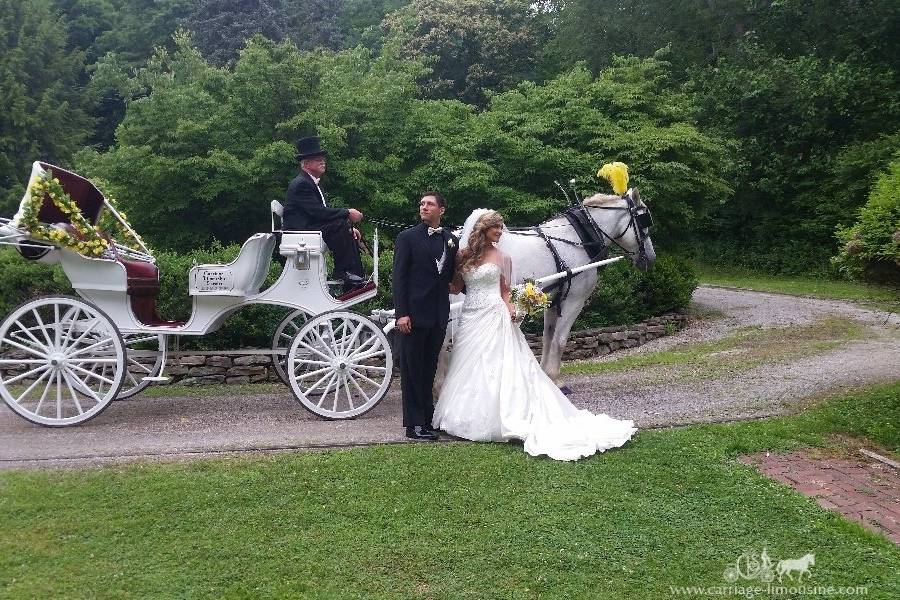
[191, 268, 235, 294]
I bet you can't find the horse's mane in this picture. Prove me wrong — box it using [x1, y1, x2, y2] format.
[582, 193, 622, 207]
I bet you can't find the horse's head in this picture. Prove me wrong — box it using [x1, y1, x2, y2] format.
[582, 188, 656, 271]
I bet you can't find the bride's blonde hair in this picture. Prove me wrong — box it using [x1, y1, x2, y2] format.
[456, 210, 504, 276]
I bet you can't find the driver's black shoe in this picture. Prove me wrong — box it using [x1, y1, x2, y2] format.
[406, 426, 438, 441]
[336, 271, 365, 285]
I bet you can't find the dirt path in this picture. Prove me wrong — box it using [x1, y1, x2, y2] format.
[1, 286, 897, 468]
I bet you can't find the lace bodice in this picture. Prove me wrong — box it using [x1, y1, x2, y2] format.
[462, 263, 503, 309]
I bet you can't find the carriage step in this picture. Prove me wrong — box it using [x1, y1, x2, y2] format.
[142, 376, 170, 382]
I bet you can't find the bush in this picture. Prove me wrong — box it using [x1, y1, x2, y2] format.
[573, 255, 698, 330]
[832, 159, 900, 284]
[0, 242, 696, 349]
[0, 247, 72, 316]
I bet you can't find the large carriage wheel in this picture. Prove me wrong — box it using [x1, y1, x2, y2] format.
[59, 329, 165, 400]
[287, 311, 392, 419]
[117, 333, 167, 399]
[271, 309, 310, 385]
[0, 296, 125, 426]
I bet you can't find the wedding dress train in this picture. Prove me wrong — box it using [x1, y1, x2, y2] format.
[432, 262, 636, 461]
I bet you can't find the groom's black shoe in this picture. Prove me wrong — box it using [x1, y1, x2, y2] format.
[406, 426, 438, 441]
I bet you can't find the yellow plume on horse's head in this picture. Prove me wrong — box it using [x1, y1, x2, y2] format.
[597, 162, 629, 195]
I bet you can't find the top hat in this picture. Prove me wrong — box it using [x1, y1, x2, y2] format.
[296, 136, 327, 160]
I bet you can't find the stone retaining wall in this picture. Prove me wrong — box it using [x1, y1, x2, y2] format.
[160, 311, 687, 385]
[524, 312, 688, 361]
[0, 311, 688, 386]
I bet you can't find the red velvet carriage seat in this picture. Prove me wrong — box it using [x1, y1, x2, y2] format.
[34, 162, 182, 327]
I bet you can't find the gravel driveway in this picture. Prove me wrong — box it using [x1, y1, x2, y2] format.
[1, 286, 897, 468]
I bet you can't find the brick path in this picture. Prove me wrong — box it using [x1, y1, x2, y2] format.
[740, 450, 900, 544]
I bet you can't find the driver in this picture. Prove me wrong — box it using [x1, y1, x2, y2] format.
[283, 136, 365, 293]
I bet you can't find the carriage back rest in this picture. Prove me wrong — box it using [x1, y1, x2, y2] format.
[26, 162, 105, 226]
[188, 233, 276, 296]
[244, 233, 277, 293]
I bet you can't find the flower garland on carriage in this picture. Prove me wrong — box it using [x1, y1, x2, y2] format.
[14, 168, 150, 259]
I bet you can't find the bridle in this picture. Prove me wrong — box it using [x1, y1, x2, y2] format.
[582, 189, 654, 269]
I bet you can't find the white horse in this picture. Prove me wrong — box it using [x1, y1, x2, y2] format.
[453, 188, 656, 387]
[777, 553, 815, 582]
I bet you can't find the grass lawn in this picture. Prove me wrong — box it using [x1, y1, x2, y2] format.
[693, 262, 900, 312]
[1, 383, 898, 599]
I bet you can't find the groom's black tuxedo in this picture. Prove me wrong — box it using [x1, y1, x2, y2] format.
[392, 223, 458, 328]
[392, 222, 458, 427]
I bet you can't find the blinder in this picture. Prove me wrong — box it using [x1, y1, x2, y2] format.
[635, 209, 653, 230]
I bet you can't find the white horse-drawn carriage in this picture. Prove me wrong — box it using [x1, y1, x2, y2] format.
[0, 162, 656, 429]
[0, 162, 391, 426]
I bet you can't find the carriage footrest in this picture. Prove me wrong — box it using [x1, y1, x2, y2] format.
[337, 281, 377, 302]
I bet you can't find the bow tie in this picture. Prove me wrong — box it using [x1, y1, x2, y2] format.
[427, 226, 443, 236]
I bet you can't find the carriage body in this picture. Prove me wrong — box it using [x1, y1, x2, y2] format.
[0, 162, 390, 427]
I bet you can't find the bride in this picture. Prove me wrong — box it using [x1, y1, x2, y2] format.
[432, 210, 637, 461]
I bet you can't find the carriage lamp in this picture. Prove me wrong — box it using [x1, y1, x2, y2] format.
[293, 243, 310, 270]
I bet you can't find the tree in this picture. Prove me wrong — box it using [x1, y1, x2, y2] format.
[832, 158, 900, 283]
[543, 0, 753, 77]
[86, 0, 195, 64]
[75, 34, 427, 250]
[694, 44, 900, 273]
[0, 0, 92, 214]
[405, 56, 735, 246]
[185, 0, 290, 65]
[382, 0, 542, 105]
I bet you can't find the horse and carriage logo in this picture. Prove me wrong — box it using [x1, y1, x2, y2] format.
[723, 547, 815, 583]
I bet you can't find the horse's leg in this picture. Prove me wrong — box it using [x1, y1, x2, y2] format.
[546, 288, 592, 389]
[540, 309, 560, 382]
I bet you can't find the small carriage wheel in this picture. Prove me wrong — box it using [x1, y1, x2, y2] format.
[287, 311, 393, 419]
[271, 309, 310, 385]
[0, 296, 126, 427]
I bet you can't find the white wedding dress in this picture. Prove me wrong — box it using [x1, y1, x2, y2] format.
[432, 261, 637, 461]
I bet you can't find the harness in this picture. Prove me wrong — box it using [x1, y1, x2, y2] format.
[509, 187, 653, 315]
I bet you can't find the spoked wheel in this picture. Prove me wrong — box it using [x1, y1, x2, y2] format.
[287, 311, 393, 419]
[118, 333, 167, 399]
[0, 296, 125, 426]
[271, 309, 310, 385]
[62, 329, 165, 400]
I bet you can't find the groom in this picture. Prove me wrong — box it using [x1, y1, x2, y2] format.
[392, 192, 458, 440]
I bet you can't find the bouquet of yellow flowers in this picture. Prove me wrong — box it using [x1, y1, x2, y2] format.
[509, 279, 550, 319]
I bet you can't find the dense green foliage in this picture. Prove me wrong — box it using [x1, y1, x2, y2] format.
[692, 45, 899, 274]
[833, 159, 900, 282]
[573, 256, 698, 330]
[382, 0, 543, 105]
[0, 0, 92, 213]
[1, 0, 898, 326]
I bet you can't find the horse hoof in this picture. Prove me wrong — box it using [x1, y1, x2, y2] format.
[559, 385, 573, 396]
